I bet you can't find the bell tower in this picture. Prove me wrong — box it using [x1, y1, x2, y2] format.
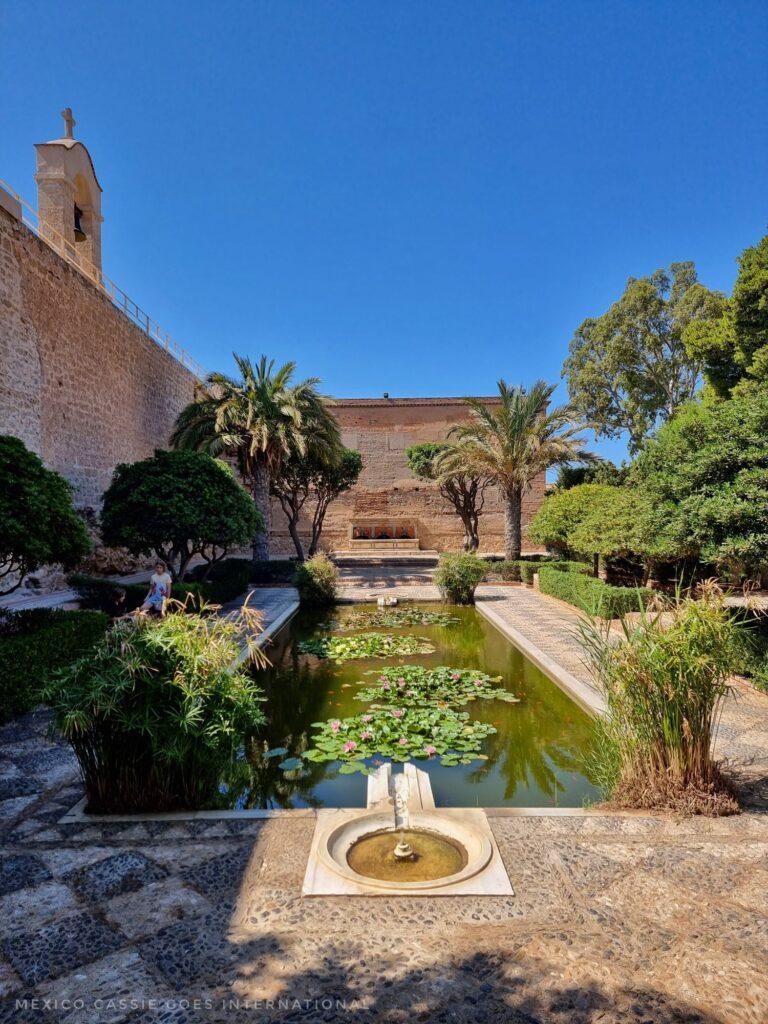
[34, 108, 103, 273]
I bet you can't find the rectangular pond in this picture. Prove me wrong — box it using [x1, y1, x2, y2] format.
[214, 602, 600, 810]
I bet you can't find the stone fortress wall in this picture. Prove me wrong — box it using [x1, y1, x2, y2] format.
[269, 398, 546, 556]
[0, 202, 197, 508]
[1, 112, 545, 557]
[0, 194, 544, 555]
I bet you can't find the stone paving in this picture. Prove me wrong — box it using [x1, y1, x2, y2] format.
[1, 585, 767, 1022]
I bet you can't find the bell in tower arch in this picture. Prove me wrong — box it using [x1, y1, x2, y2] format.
[73, 203, 86, 241]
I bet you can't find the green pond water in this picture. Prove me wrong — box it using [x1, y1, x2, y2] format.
[216, 602, 600, 810]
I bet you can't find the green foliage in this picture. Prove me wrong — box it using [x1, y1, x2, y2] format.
[578, 587, 741, 813]
[326, 608, 460, 630]
[171, 354, 341, 561]
[448, 380, 591, 559]
[303, 705, 497, 770]
[298, 631, 435, 662]
[251, 559, 299, 584]
[484, 560, 543, 584]
[0, 610, 107, 723]
[631, 384, 768, 579]
[530, 483, 645, 563]
[293, 553, 338, 606]
[538, 565, 651, 619]
[0, 435, 91, 595]
[405, 441, 487, 551]
[272, 446, 362, 559]
[45, 608, 266, 812]
[556, 460, 628, 489]
[187, 557, 253, 604]
[354, 665, 519, 708]
[732, 615, 768, 694]
[563, 262, 724, 452]
[685, 234, 768, 396]
[101, 450, 260, 580]
[69, 560, 253, 613]
[435, 552, 488, 604]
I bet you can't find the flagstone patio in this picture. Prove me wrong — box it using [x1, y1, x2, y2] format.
[1, 585, 767, 1023]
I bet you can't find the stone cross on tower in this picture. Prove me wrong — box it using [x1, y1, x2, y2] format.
[61, 107, 75, 139]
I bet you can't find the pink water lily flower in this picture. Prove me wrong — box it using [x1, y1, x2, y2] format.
[424, 744, 437, 756]
[360, 730, 373, 741]
[381, 682, 391, 691]
[473, 680, 483, 687]
[343, 740, 357, 753]
[361, 714, 373, 722]
[330, 720, 342, 733]
[397, 676, 406, 684]
[451, 672, 461, 680]
[391, 708, 405, 719]
[398, 737, 408, 746]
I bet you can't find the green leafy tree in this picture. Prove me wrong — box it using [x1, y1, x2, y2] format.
[450, 381, 591, 560]
[101, 449, 261, 581]
[684, 234, 768, 396]
[271, 447, 362, 560]
[555, 459, 628, 490]
[631, 383, 768, 581]
[171, 355, 340, 561]
[405, 441, 487, 550]
[529, 484, 613, 558]
[563, 263, 724, 452]
[0, 435, 90, 594]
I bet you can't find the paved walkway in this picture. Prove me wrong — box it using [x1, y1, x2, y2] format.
[1, 585, 768, 1021]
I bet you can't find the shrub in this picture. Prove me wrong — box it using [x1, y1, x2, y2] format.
[101, 449, 261, 581]
[435, 552, 487, 604]
[69, 559, 252, 614]
[293, 553, 338, 606]
[0, 435, 91, 595]
[0, 610, 108, 723]
[538, 565, 650, 618]
[251, 559, 299, 584]
[579, 587, 741, 814]
[69, 573, 208, 612]
[187, 558, 252, 604]
[485, 560, 533, 584]
[732, 612, 768, 693]
[45, 608, 267, 812]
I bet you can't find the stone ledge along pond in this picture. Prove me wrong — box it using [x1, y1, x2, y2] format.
[217, 603, 600, 811]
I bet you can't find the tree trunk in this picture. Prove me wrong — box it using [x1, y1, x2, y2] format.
[251, 459, 271, 563]
[287, 517, 304, 562]
[504, 486, 522, 560]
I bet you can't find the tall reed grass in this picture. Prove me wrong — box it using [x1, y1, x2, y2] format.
[579, 584, 741, 815]
[45, 600, 268, 813]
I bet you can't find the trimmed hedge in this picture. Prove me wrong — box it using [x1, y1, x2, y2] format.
[0, 609, 108, 723]
[70, 559, 253, 613]
[484, 558, 582, 585]
[251, 559, 299, 584]
[485, 560, 538, 584]
[537, 565, 651, 619]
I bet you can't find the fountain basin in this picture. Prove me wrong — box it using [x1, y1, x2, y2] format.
[303, 807, 513, 896]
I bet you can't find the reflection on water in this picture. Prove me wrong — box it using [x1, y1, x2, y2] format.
[216, 603, 600, 810]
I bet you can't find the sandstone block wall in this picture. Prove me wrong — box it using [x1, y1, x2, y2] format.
[0, 205, 197, 508]
[270, 398, 546, 556]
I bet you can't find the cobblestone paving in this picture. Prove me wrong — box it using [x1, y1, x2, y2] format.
[1, 587, 767, 1022]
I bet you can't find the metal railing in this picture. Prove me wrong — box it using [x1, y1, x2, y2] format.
[0, 177, 206, 380]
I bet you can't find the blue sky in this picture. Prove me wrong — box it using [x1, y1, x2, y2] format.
[2, 1, 767, 464]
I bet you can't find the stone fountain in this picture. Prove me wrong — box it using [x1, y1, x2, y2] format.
[302, 763, 513, 896]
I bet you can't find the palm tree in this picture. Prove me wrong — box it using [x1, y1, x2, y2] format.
[171, 355, 340, 562]
[449, 380, 592, 560]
